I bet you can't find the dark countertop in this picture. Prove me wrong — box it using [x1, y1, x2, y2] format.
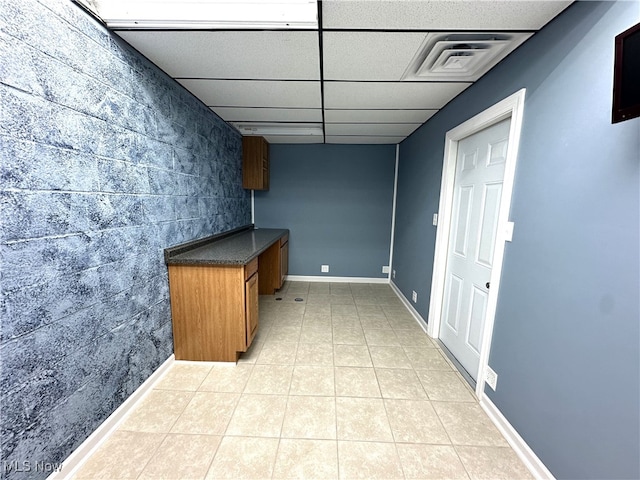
[165, 225, 289, 266]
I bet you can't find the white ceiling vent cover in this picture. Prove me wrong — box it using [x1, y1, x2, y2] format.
[403, 33, 532, 82]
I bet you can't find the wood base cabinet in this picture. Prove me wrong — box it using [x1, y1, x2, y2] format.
[168, 258, 258, 362]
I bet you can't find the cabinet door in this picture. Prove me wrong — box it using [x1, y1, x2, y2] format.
[280, 241, 289, 288]
[245, 273, 259, 347]
[242, 136, 269, 190]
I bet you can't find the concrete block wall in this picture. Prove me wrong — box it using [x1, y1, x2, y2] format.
[0, 1, 250, 477]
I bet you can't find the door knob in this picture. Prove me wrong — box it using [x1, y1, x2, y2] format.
[485, 282, 490, 289]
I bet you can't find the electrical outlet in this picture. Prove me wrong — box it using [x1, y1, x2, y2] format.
[321, 265, 329, 273]
[485, 366, 498, 391]
[392, 270, 396, 279]
[382, 266, 390, 274]
[412, 290, 418, 303]
[432, 213, 438, 226]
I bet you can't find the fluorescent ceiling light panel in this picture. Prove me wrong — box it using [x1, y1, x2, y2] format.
[88, 0, 318, 29]
[233, 122, 323, 136]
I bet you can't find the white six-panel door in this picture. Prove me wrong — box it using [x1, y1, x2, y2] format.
[439, 118, 511, 380]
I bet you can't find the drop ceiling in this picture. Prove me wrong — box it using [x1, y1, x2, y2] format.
[82, 1, 573, 144]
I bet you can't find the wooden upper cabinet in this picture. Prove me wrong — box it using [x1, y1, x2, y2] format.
[242, 136, 269, 190]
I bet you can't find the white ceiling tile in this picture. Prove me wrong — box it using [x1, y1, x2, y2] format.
[325, 109, 437, 124]
[324, 82, 470, 109]
[322, 1, 573, 30]
[212, 107, 322, 122]
[115, 30, 320, 79]
[264, 135, 325, 144]
[325, 123, 420, 136]
[325, 136, 404, 144]
[323, 32, 427, 81]
[178, 80, 321, 108]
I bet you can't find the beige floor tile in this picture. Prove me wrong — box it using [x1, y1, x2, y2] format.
[385, 399, 451, 444]
[74, 431, 164, 479]
[290, 365, 335, 396]
[356, 305, 386, 318]
[244, 365, 293, 394]
[302, 314, 332, 328]
[304, 304, 332, 316]
[309, 284, 331, 294]
[455, 446, 534, 479]
[333, 344, 372, 367]
[281, 395, 337, 439]
[171, 392, 239, 435]
[295, 343, 334, 365]
[332, 327, 366, 345]
[353, 295, 379, 306]
[120, 390, 192, 433]
[138, 434, 221, 479]
[155, 362, 213, 391]
[306, 293, 331, 304]
[331, 315, 361, 329]
[329, 295, 355, 306]
[331, 304, 358, 316]
[417, 370, 476, 402]
[266, 326, 301, 343]
[365, 329, 401, 346]
[359, 316, 392, 329]
[286, 283, 310, 294]
[369, 346, 413, 369]
[226, 394, 287, 437]
[205, 436, 279, 479]
[199, 364, 253, 393]
[237, 339, 264, 364]
[335, 366, 381, 398]
[375, 368, 427, 399]
[397, 444, 469, 480]
[273, 439, 339, 479]
[336, 397, 393, 441]
[278, 304, 306, 315]
[337, 441, 404, 480]
[256, 341, 298, 365]
[395, 329, 433, 346]
[405, 348, 452, 370]
[299, 325, 333, 344]
[273, 315, 304, 328]
[433, 402, 508, 447]
[378, 297, 404, 307]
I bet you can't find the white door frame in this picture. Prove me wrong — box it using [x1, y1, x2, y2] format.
[426, 89, 526, 399]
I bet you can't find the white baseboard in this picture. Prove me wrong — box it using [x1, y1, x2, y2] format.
[50, 354, 176, 480]
[285, 275, 389, 284]
[389, 280, 429, 333]
[480, 395, 555, 480]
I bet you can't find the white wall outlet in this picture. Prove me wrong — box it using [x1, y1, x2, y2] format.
[382, 266, 390, 274]
[485, 366, 498, 391]
[432, 213, 438, 226]
[392, 269, 396, 279]
[412, 290, 418, 303]
[321, 265, 329, 273]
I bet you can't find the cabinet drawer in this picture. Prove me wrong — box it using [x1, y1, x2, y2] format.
[245, 257, 258, 280]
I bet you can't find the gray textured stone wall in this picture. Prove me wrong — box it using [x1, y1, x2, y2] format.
[0, 1, 250, 477]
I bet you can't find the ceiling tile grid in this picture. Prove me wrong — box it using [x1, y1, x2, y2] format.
[110, 0, 573, 144]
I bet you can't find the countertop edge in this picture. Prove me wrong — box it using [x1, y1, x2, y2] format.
[164, 227, 289, 266]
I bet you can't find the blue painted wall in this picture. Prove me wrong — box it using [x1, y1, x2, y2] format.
[392, 1, 640, 478]
[254, 144, 395, 278]
[0, 1, 250, 477]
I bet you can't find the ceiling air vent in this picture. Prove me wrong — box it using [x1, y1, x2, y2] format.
[402, 33, 532, 82]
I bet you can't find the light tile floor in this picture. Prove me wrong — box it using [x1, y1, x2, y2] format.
[74, 282, 533, 480]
